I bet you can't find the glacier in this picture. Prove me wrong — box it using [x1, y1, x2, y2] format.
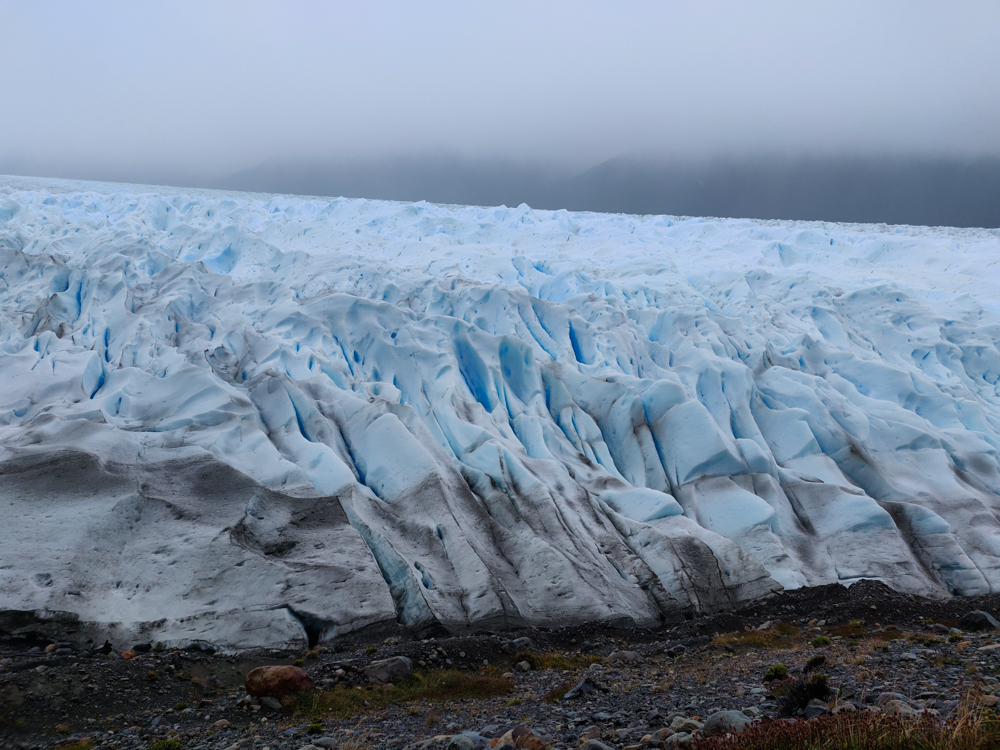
[2, 175, 1000, 650]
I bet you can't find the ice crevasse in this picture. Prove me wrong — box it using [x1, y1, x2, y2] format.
[2, 175, 1000, 649]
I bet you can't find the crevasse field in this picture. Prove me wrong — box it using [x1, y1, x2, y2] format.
[3, 176, 1000, 650]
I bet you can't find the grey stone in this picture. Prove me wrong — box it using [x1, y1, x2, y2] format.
[457, 732, 488, 750]
[804, 700, 828, 720]
[645, 708, 666, 726]
[511, 637, 534, 650]
[312, 740, 335, 749]
[875, 692, 912, 707]
[260, 696, 282, 711]
[882, 700, 917, 716]
[579, 742, 615, 750]
[959, 611, 1000, 631]
[668, 717, 702, 734]
[702, 710, 751, 736]
[445, 736, 475, 750]
[564, 676, 608, 700]
[364, 656, 413, 684]
[608, 650, 642, 665]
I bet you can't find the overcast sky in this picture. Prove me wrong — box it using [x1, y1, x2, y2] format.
[1, 1, 999, 183]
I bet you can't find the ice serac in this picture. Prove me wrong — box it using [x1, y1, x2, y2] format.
[2, 176, 1000, 649]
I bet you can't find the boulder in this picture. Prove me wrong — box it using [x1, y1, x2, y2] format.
[364, 656, 413, 684]
[245, 665, 315, 697]
[702, 710, 751, 736]
[959, 611, 1000, 631]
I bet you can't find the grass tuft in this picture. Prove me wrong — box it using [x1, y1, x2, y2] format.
[544, 679, 577, 703]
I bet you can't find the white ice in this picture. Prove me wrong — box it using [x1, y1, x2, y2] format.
[2, 175, 1000, 649]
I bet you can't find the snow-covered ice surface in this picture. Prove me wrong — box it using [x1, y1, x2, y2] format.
[3, 175, 1000, 650]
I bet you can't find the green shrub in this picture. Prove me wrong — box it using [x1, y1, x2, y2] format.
[151, 741, 183, 750]
[804, 654, 826, 672]
[811, 636, 831, 647]
[771, 674, 829, 716]
[763, 664, 788, 683]
[172, 702, 187, 711]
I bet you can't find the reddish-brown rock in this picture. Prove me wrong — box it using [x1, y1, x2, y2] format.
[244, 665, 315, 697]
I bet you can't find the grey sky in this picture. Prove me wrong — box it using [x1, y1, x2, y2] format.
[2, 0, 999, 183]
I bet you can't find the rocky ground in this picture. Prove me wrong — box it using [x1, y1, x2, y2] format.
[6, 581, 1000, 750]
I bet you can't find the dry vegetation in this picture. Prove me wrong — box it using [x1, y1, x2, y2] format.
[712, 622, 801, 651]
[291, 669, 515, 720]
[693, 708, 1000, 750]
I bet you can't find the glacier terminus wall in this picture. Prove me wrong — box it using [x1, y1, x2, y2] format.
[2, 175, 1000, 650]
